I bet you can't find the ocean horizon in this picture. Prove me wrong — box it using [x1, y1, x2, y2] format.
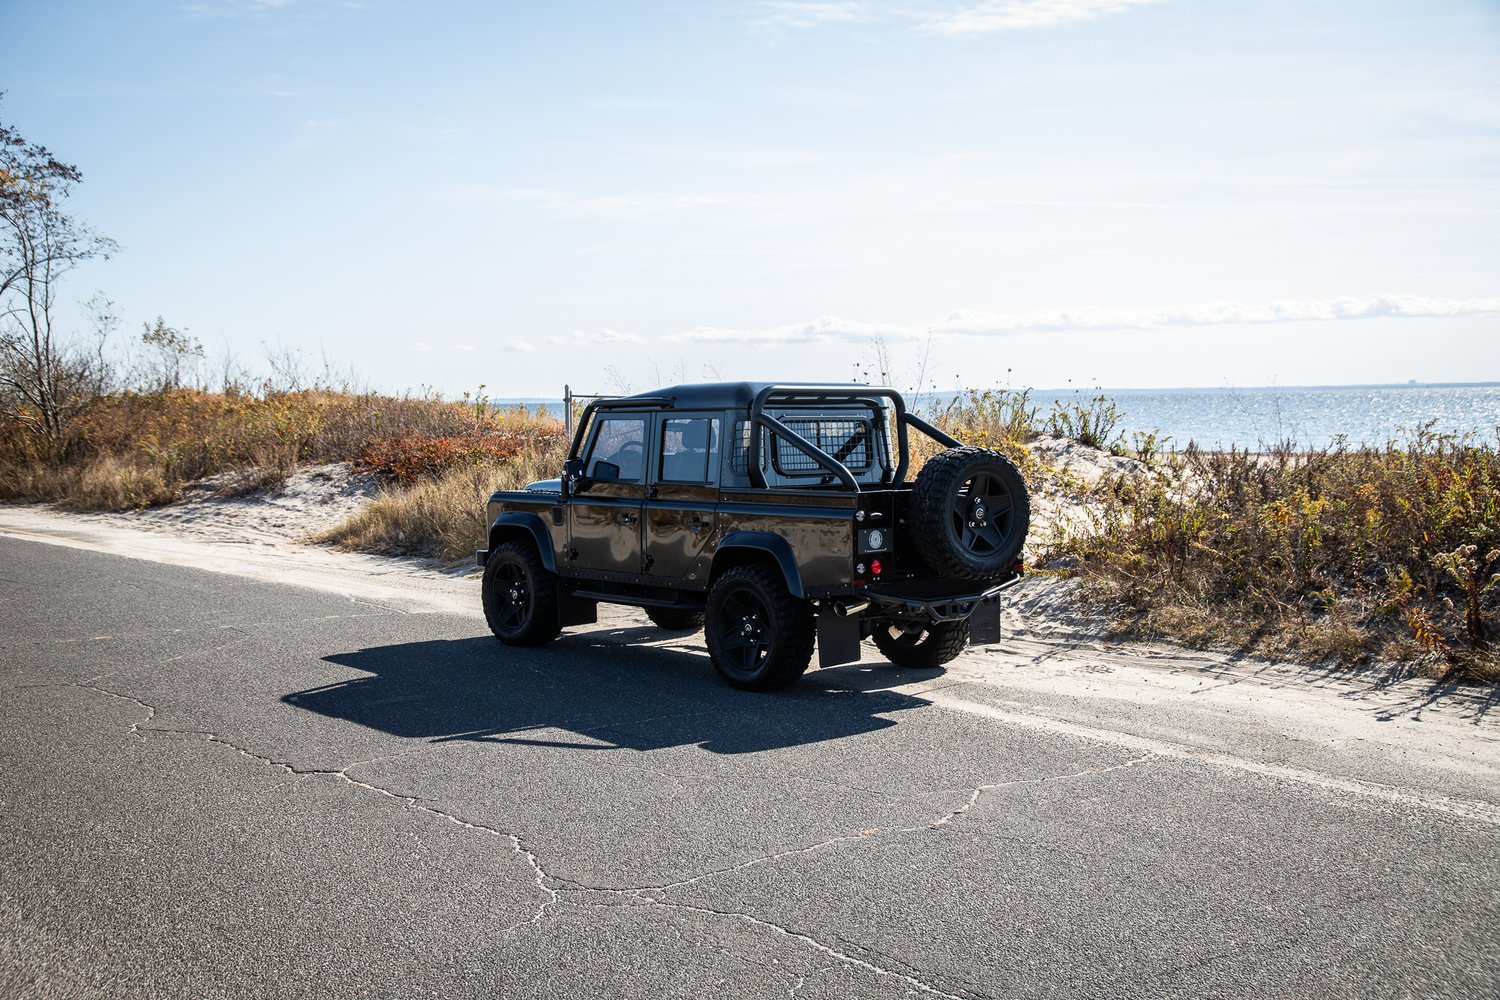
[495, 381, 1500, 451]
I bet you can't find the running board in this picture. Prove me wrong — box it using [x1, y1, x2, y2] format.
[567, 588, 703, 612]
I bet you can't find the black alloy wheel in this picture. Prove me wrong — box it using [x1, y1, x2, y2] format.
[952, 470, 1016, 556]
[717, 587, 771, 675]
[704, 565, 815, 690]
[482, 541, 561, 646]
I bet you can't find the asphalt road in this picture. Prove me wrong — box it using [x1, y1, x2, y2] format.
[2, 535, 1498, 999]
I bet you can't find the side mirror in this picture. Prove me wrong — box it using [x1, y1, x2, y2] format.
[564, 457, 589, 494]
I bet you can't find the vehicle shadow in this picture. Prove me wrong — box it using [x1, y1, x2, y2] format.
[287, 632, 940, 755]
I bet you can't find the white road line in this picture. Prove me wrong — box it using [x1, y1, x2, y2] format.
[925, 689, 1500, 825]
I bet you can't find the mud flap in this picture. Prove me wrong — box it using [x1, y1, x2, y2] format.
[968, 599, 1002, 646]
[817, 609, 862, 668]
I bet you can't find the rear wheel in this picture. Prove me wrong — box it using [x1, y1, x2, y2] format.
[482, 540, 561, 646]
[872, 620, 970, 668]
[646, 608, 705, 632]
[705, 566, 815, 690]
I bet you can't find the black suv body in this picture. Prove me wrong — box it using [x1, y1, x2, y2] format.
[479, 383, 1029, 689]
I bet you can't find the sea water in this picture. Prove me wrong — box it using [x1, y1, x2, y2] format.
[1040, 384, 1500, 450]
[499, 383, 1500, 451]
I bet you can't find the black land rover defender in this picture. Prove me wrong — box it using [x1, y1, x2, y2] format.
[478, 383, 1029, 690]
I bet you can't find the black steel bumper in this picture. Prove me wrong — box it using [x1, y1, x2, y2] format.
[861, 574, 1023, 623]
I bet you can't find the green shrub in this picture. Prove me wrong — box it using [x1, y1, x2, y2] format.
[1045, 391, 1123, 451]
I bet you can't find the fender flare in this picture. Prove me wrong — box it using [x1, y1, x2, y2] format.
[489, 511, 558, 573]
[712, 531, 805, 598]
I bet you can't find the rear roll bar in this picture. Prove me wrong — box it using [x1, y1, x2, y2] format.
[747, 385, 964, 490]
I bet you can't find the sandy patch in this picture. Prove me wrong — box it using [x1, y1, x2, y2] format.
[1027, 433, 1144, 483]
[120, 462, 381, 547]
[1020, 435, 1133, 558]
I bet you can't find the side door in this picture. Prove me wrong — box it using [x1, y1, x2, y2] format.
[568, 414, 647, 573]
[644, 413, 721, 585]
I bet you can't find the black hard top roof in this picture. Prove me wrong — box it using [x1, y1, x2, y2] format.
[611, 382, 891, 411]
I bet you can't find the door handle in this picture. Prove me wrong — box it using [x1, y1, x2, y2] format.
[688, 516, 708, 534]
[617, 513, 638, 527]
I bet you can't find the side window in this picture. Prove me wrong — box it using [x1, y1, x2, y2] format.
[659, 417, 720, 484]
[586, 417, 646, 482]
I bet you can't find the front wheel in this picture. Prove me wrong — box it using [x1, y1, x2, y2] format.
[872, 620, 970, 668]
[482, 541, 561, 646]
[705, 566, 815, 690]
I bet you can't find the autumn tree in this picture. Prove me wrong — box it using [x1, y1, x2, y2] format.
[0, 95, 117, 440]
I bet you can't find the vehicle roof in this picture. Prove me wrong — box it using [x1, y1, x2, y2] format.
[611, 381, 892, 411]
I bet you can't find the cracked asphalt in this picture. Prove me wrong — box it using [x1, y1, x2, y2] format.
[3, 535, 1499, 999]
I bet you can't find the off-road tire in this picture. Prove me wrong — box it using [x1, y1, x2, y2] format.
[912, 446, 1029, 580]
[646, 608, 705, 632]
[872, 620, 971, 668]
[482, 540, 562, 646]
[705, 565, 815, 691]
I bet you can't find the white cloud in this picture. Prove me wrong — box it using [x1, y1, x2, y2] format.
[667, 295, 1500, 345]
[412, 340, 535, 353]
[920, 0, 1168, 35]
[181, 0, 299, 17]
[940, 294, 1500, 334]
[753, 2, 872, 30]
[547, 330, 645, 345]
[665, 315, 924, 345]
[750, 0, 1165, 34]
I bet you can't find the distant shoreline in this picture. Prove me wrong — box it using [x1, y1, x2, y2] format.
[490, 381, 1500, 451]
[1046, 381, 1500, 393]
[492, 381, 1500, 406]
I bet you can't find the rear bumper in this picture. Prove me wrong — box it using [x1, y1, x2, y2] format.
[861, 573, 1023, 623]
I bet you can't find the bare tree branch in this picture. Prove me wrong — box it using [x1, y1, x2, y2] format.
[1, 94, 118, 441]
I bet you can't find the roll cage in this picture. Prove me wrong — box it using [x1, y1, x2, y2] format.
[567, 384, 961, 493]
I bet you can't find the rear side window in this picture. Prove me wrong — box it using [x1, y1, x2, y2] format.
[729, 411, 890, 485]
[659, 417, 721, 484]
[777, 417, 874, 473]
[730, 420, 755, 477]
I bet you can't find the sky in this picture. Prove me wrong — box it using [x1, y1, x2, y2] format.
[2, 0, 1497, 398]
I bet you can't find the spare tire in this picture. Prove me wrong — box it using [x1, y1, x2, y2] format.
[911, 446, 1030, 580]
